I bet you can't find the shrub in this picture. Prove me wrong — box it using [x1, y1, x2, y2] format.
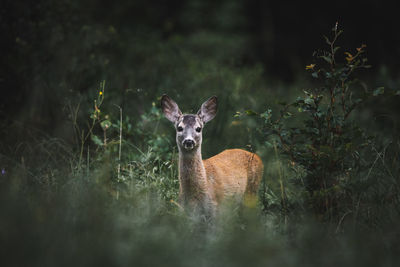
[250, 24, 386, 220]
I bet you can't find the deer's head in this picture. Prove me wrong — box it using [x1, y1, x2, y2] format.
[161, 95, 218, 153]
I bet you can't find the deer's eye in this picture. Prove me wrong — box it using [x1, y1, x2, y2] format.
[196, 127, 202, 132]
[177, 126, 183, 132]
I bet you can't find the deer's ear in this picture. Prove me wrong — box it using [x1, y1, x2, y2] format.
[197, 96, 218, 123]
[161, 95, 182, 123]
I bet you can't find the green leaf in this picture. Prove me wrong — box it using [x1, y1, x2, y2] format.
[323, 35, 331, 45]
[245, 110, 257, 116]
[320, 55, 332, 64]
[101, 120, 112, 130]
[373, 87, 384, 96]
[312, 72, 319, 78]
[91, 135, 103, 146]
[395, 90, 400, 96]
[260, 109, 272, 121]
[354, 98, 363, 104]
[283, 111, 293, 118]
[304, 98, 314, 105]
[264, 141, 273, 148]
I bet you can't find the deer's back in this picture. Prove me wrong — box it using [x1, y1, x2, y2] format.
[203, 149, 263, 203]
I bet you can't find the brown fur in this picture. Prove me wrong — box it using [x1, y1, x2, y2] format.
[203, 149, 264, 204]
[177, 148, 264, 216]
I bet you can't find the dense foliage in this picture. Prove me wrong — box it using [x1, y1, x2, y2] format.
[247, 25, 400, 225]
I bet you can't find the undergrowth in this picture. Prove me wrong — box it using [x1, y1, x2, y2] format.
[241, 24, 400, 228]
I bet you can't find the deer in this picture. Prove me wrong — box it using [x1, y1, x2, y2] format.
[161, 95, 264, 218]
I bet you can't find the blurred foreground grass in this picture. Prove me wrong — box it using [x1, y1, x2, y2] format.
[0, 116, 399, 267]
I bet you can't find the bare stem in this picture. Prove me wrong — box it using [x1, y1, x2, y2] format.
[114, 104, 123, 179]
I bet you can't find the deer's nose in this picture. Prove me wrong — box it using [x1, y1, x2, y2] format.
[183, 139, 195, 148]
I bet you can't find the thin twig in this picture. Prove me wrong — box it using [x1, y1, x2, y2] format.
[114, 104, 123, 179]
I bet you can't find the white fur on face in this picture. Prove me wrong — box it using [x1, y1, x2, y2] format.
[176, 115, 203, 151]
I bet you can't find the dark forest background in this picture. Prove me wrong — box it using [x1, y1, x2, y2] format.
[1, 0, 400, 266]
[1, 0, 400, 137]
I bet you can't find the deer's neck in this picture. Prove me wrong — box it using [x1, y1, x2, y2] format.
[178, 148, 211, 206]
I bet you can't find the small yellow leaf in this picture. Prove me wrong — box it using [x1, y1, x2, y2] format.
[306, 64, 316, 70]
[344, 52, 354, 63]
